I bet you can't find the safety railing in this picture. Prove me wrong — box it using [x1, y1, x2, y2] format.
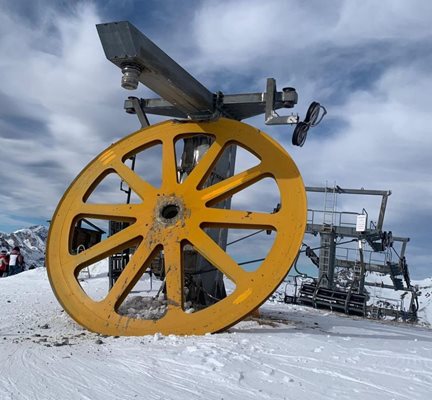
[307, 209, 362, 228]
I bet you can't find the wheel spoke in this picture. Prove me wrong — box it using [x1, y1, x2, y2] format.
[163, 241, 183, 310]
[112, 159, 157, 200]
[199, 208, 277, 230]
[189, 229, 249, 284]
[65, 224, 142, 273]
[161, 138, 178, 190]
[199, 164, 266, 204]
[79, 203, 138, 221]
[183, 139, 225, 189]
[103, 241, 157, 309]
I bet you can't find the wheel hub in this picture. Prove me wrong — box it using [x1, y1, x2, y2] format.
[156, 196, 185, 226]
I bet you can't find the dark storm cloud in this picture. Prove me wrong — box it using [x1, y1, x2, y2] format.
[24, 159, 64, 172]
[2, 0, 75, 23]
[0, 115, 48, 140]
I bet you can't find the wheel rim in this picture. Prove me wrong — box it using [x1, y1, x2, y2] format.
[46, 118, 307, 335]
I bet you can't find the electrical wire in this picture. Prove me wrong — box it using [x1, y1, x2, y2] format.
[226, 229, 265, 246]
[292, 249, 310, 278]
[236, 239, 357, 267]
[311, 105, 327, 127]
[391, 245, 401, 260]
[298, 238, 357, 253]
[238, 257, 265, 266]
[186, 238, 357, 278]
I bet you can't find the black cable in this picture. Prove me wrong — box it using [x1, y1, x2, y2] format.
[227, 205, 280, 247]
[292, 122, 309, 146]
[293, 250, 311, 278]
[304, 102, 327, 127]
[226, 229, 265, 246]
[236, 239, 357, 268]
[299, 238, 357, 253]
[305, 102, 320, 125]
[311, 105, 327, 127]
[188, 239, 357, 276]
[391, 246, 401, 260]
[238, 257, 265, 266]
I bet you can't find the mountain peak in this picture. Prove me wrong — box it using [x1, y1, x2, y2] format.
[0, 226, 47, 268]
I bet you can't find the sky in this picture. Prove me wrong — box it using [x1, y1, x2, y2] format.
[0, 0, 431, 278]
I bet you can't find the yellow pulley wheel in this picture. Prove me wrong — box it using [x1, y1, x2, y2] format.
[46, 118, 306, 336]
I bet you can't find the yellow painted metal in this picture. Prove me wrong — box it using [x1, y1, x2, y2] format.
[46, 118, 307, 336]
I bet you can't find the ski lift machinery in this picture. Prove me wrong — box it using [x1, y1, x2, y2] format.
[46, 21, 326, 336]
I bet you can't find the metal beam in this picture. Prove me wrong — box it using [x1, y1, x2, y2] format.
[97, 21, 215, 118]
[306, 186, 391, 233]
[306, 223, 373, 238]
[336, 259, 391, 274]
[306, 186, 391, 197]
[124, 88, 298, 121]
[377, 192, 390, 231]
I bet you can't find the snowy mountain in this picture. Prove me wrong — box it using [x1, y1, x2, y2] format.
[0, 225, 47, 268]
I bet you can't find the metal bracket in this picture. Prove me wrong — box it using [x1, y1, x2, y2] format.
[264, 78, 299, 125]
[124, 96, 150, 128]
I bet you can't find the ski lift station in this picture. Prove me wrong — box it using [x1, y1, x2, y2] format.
[46, 21, 418, 336]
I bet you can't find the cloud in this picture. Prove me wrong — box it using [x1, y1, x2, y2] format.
[0, 2, 140, 226]
[191, 0, 432, 107]
[0, 0, 431, 278]
[296, 64, 432, 207]
[189, 0, 432, 277]
[287, 58, 432, 278]
[192, 0, 432, 66]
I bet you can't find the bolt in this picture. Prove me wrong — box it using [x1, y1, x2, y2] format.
[121, 65, 141, 90]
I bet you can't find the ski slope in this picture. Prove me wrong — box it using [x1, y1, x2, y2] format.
[1, 268, 431, 400]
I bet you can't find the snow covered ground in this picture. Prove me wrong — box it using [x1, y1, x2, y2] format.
[1, 268, 432, 400]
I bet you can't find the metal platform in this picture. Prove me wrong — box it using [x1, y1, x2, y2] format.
[298, 282, 367, 316]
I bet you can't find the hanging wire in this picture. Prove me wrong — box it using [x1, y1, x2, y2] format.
[238, 257, 265, 266]
[226, 229, 265, 246]
[299, 238, 357, 253]
[236, 238, 357, 269]
[292, 246, 311, 278]
[391, 245, 401, 260]
[226, 205, 280, 247]
[187, 229, 357, 277]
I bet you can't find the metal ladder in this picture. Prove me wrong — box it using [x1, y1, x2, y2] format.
[323, 183, 337, 230]
[319, 235, 332, 280]
[318, 183, 338, 288]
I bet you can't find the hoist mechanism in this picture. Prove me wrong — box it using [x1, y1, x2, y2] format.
[46, 21, 324, 336]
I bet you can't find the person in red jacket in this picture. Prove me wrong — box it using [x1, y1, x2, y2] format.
[0, 249, 9, 277]
[8, 246, 24, 276]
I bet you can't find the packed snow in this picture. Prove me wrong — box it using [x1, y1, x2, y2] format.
[1, 267, 431, 400]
